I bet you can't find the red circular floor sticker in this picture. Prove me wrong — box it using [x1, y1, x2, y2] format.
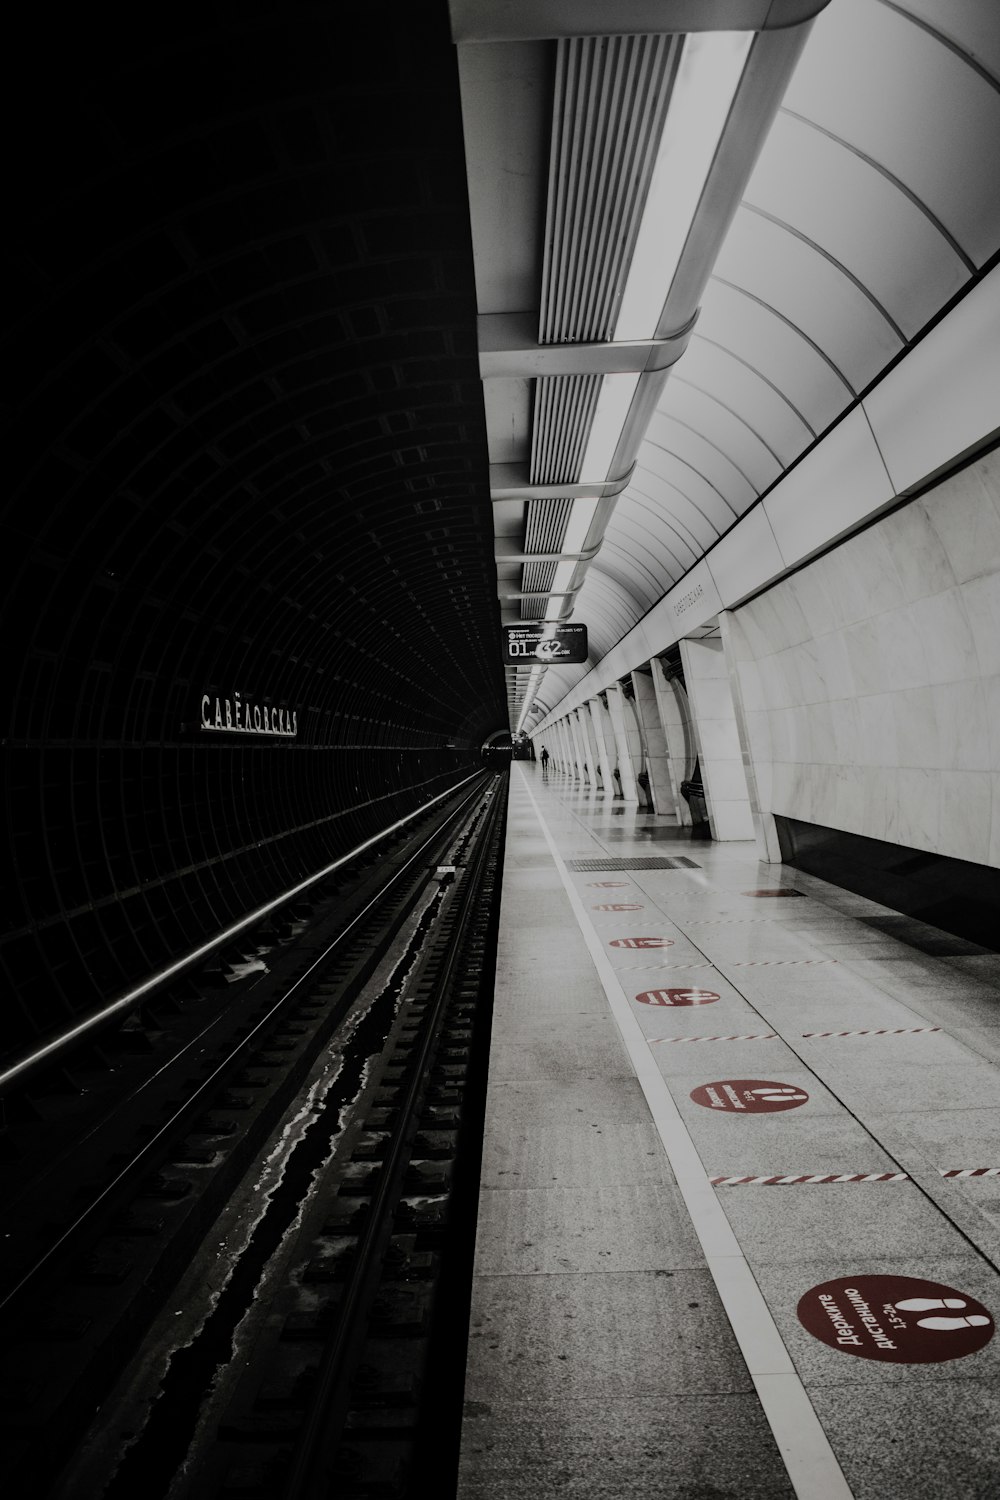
[593, 903, 642, 911]
[690, 1079, 808, 1113]
[635, 987, 720, 1007]
[609, 937, 674, 949]
[798, 1276, 994, 1363]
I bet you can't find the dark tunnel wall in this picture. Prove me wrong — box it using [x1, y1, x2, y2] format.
[1, 3, 507, 1056]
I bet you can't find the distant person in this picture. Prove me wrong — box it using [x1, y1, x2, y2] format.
[540, 745, 550, 779]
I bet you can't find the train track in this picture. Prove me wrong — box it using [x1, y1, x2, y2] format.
[0, 771, 507, 1499]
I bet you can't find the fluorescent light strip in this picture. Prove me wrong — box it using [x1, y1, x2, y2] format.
[614, 31, 753, 343]
[562, 495, 599, 553]
[530, 36, 752, 714]
[544, 495, 600, 619]
[516, 665, 545, 733]
[0, 773, 483, 1091]
[579, 371, 641, 482]
[543, 577, 572, 620]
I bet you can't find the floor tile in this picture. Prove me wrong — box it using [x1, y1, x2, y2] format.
[458, 1394, 795, 1499]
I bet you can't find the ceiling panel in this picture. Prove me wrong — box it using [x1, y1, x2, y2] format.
[462, 0, 1000, 731]
[677, 336, 815, 465]
[611, 495, 701, 581]
[744, 110, 971, 336]
[659, 378, 785, 494]
[626, 464, 734, 553]
[695, 279, 852, 431]
[712, 210, 906, 390]
[781, 0, 1000, 264]
[644, 409, 759, 517]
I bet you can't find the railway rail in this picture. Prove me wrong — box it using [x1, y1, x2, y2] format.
[0, 770, 507, 1499]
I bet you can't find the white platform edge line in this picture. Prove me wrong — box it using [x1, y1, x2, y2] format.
[517, 772, 854, 1500]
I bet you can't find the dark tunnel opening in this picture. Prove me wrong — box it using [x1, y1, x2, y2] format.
[1, 3, 508, 1060]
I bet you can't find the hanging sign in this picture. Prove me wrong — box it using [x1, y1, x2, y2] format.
[502, 623, 588, 664]
[200, 693, 297, 737]
[797, 1276, 994, 1363]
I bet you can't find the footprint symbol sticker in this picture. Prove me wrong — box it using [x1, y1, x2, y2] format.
[690, 1080, 809, 1113]
[893, 1297, 990, 1331]
[798, 1276, 994, 1363]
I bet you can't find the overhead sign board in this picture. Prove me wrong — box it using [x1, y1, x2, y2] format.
[502, 623, 588, 664]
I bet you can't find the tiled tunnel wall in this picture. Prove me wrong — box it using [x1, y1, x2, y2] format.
[1, 4, 507, 1055]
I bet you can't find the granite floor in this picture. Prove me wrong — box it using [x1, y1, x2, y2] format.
[457, 766, 1000, 1500]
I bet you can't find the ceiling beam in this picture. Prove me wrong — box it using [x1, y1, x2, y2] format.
[489, 462, 634, 501]
[450, 0, 831, 43]
[494, 538, 603, 564]
[478, 311, 692, 378]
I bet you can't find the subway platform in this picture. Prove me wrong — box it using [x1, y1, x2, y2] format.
[457, 763, 1000, 1499]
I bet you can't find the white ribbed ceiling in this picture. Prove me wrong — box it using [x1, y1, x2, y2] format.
[456, 0, 1000, 723]
[566, 0, 1000, 668]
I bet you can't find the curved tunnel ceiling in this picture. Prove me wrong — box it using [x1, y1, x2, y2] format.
[479, 0, 1000, 710]
[1, 4, 505, 1053]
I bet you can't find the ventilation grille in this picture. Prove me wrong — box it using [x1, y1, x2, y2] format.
[522, 33, 679, 625]
[565, 857, 701, 871]
[525, 494, 573, 554]
[521, 488, 572, 611]
[539, 34, 680, 345]
[529, 374, 603, 485]
[521, 557, 555, 596]
[519, 595, 548, 619]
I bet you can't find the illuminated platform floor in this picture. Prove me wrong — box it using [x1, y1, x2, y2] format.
[458, 763, 1000, 1500]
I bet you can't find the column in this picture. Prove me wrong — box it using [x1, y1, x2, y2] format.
[679, 636, 755, 841]
[568, 712, 589, 783]
[550, 720, 567, 775]
[587, 697, 617, 796]
[575, 706, 602, 790]
[651, 659, 697, 828]
[719, 610, 781, 862]
[605, 683, 639, 804]
[630, 666, 678, 818]
[557, 718, 574, 777]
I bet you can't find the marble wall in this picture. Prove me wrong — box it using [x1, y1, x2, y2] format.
[726, 451, 1000, 866]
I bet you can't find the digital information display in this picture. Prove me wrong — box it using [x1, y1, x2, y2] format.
[502, 623, 588, 664]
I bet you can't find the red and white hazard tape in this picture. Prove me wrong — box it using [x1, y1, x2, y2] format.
[731, 958, 838, 967]
[683, 917, 785, 925]
[711, 1171, 909, 1186]
[802, 1025, 941, 1038]
[615, 961, 714, 971]
[710, 1167, 1000, 1186]
[649, 1033, 777, 1044]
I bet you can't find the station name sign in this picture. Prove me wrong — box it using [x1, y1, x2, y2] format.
[200, 693, 298, 737]
[502, 623, 588, 664]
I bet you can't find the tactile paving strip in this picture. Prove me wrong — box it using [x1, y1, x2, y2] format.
[565, 857, 701, 871]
